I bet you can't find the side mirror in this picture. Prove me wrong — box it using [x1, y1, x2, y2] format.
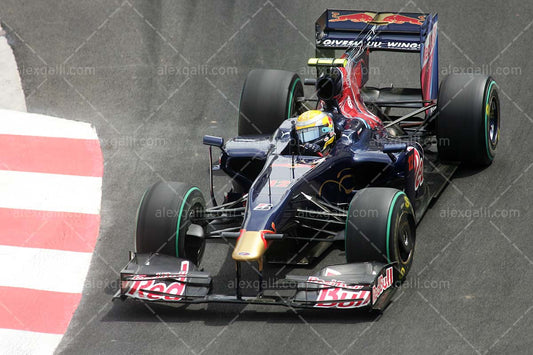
[203, 135, 224, 148]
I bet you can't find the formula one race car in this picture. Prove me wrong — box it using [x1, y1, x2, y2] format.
[114, 10, 500, 311]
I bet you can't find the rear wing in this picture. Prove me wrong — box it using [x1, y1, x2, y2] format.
[315, 10, 439, 102]
[316, 10, 432, 51]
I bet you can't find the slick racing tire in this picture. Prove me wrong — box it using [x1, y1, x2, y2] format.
[135, 181, 206, 266]
[436, 74, 500, 166]
[345, 188, 416, 280]
[238, 69, 304, 136]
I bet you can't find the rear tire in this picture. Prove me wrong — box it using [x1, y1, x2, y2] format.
[135, 181, 206, 266]
[345, 188, 416, 280]
[238, 69, 304, 136]
[437, 74, 500, 166]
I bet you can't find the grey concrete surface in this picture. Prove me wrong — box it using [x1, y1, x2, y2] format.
[0, 23, 26, 111]
[1, 0, 532, 354]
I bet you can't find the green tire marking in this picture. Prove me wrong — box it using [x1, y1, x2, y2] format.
[176, 187, 200, 257]
[386, 192, 405, 263]
[287, 77, 301, 118]
[484, 81, 497, 160]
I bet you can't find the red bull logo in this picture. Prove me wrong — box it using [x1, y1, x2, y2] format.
[330, 12, 426, 26]
[380, 14, 426, 25]
[372, 267, 394, 305]
[125, 260, 189, 301]
[330, 12, 375, 24]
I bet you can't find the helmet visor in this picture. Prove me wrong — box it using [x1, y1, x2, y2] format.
[297, 125, 332, 143]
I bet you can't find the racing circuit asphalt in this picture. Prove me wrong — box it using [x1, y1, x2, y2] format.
[2, 0, 532, 354]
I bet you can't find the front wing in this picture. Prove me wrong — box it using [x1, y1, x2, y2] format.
[114, 253, 400, 312]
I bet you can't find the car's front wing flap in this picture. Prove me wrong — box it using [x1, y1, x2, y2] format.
[114, 253, 399, 311]
[115, 253, 212, 301]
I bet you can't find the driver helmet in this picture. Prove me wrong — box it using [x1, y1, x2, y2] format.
[295, 110, 335, 151]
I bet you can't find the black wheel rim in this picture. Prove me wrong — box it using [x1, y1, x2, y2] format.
[488, 95, 499, 147]
[397, 215, 414, 264]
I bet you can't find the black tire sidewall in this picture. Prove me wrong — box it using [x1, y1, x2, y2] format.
[135, 182, 205, 264]
[436, 74, 499, 165]
[238, 69, 303, 136]
[345, 188, 416, 279]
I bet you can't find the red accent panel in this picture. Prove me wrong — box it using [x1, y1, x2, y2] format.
[261, 230, 274, 248]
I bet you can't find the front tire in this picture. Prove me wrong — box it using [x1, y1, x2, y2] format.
[345, 188, 416, 280]
[135, 181, 206, 266]
[437, 74, 500, 166]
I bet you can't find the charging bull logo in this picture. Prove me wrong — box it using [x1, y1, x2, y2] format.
[126, 260, 189, 300]
[331, 12, 426, 26]
[331, 12, 375, 24]
[380, 14, 426, 25]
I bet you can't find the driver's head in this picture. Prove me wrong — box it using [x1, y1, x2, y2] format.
[295, 110, 335, 152]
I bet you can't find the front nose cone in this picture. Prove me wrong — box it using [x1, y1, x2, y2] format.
[232, 231, 267, 262]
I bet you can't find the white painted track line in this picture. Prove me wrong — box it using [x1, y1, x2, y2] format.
[0, 170, 102, 214]
[0, 109, 98, 140]
[0, 245, 92, 293]
[0, 329, 63, 355]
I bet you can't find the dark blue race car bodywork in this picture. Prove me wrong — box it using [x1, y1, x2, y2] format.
[114, 9, 498, 312]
